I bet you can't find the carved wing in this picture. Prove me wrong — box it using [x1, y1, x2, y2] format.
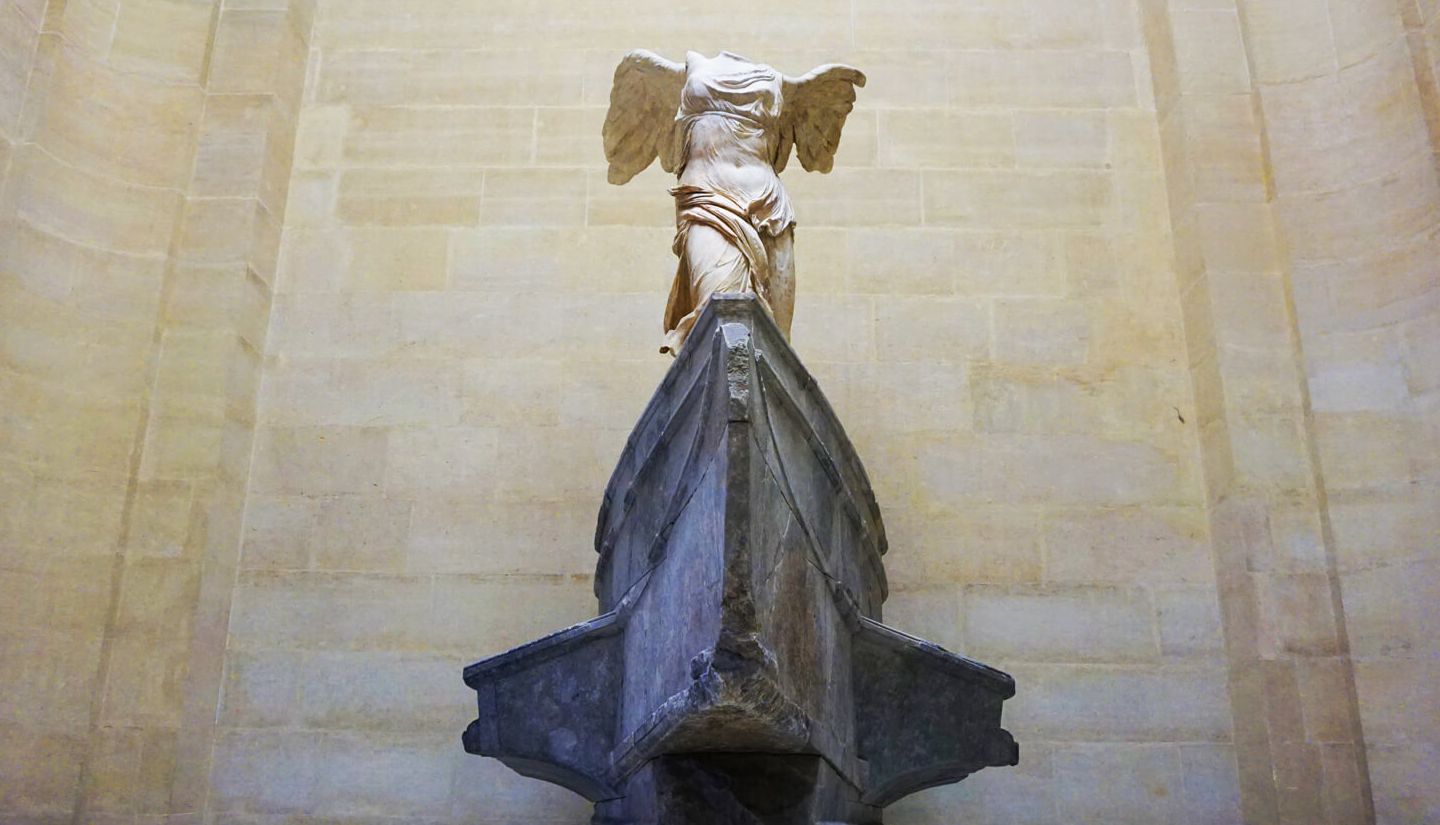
[776, 64, 867, 173]
[602, 50, 687, 185]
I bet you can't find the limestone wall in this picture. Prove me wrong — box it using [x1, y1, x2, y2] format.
[1, 0, 1436, 823]
[1237, 0, 1440, 821]
[211, 1, 1241, 822]
[0, 0, 309, 820]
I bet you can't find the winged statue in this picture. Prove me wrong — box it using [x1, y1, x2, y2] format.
[603, 50, 866, 354]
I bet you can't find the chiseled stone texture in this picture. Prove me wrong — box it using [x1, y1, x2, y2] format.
[0, 0, 312, 821]
[218, 1, 1237, 823]
[3, 0, 1436, 822]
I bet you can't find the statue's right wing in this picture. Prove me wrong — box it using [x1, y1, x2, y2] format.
[602, 50, 687, 185]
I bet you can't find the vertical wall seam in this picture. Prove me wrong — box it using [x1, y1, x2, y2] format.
[1230, 1, 1378, 820]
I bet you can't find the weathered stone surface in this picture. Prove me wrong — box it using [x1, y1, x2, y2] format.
[463, 295, 1017, 823]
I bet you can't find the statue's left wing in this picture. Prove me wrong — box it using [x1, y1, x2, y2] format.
[777, 64, 867, 173]
[603, 50, 687, 185]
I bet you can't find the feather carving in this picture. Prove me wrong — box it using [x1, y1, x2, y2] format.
[602, 49, 686, 185]
[776, 64, 867, 173]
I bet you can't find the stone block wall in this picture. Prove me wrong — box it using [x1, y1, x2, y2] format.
[1237, 0, 1440, 821]
[215, 2, 1237, 822]
[0, 0, 1435, 823]
[0, 0, 310, 820]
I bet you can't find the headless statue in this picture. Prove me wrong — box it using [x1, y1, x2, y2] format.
[603, 50, 866, 354]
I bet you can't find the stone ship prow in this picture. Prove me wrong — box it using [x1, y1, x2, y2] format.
[463, 294, 1017, 824]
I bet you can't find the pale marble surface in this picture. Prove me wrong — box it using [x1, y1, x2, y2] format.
[603, 50, 864, 353]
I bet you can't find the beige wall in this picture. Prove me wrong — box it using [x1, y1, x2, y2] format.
[217, 1, 1237, 822]
[0, 0, 309, 820]
[1236, 0, 1440, 821]
[0, 0, 1435, 823]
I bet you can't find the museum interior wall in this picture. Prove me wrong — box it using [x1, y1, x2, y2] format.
[0, 0, 1435, 823]
[0, 0, 310, 820]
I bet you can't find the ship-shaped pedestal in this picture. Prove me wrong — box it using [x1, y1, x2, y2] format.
[463, 295, 1018, 824]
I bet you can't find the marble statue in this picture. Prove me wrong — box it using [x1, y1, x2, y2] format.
[603, 50, 866, 354]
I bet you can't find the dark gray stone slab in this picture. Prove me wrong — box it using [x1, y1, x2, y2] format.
[463, 294, 1017, 824]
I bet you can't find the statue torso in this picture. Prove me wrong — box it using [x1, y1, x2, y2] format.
[674, 52, 793, 235]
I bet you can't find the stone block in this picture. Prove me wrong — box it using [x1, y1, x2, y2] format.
[1006, 664, 1232, 741]
[1014, 110, 1108, 169]
[844, 50, 949, 108]
[1170, 9, 1251, 94]
[460, 357, 563, 427]
[1155, 588, 1225, 660]
[881, 586, 964, 652]
[219, 650, 302, 727]
[99, 632, 188, 726]
[1241, 0, 1335, 84]
[311, 732, 454, 817]
[1052, 744, 1183, 824]
[490, 425, 624, 504]
[32, 47, 203, 188]
[108, 0, 212, 81]
[924, 170, 1112, 229]
[558, 359, 670, 429]
[228, 571, 433, 652]
[1296, 657, 1359, 744]
[266, 292, 395, 357]
[845, 229, 958, 295]
[874, 296, 988, 363]
[535, 106, 608, 166]
[1368, 743, 1440, 824]
[432, 575, 596, 657]
[209, 730, 318, 814]
[298, 653, 463, 732]
[0, 626, 101, 730]
[1313, 411, 1419, 490]
[250, 425, 388, 496]
[1254, 571, 1341, 657]
[1226, 413, 1315, 492]
[0, 4, 38, 133]
[921, 433, 1192, 507]
[10, 146, 182, 256]
[481, 168, 587, 227]
[262, 358, 463, 427]
[889, 506, 1044, 586]
[346, 228, 449, 291]
[319, 49, 584, 107]
[1024, 0, 1106, 48]
[586, 164, 676, 227]
[384, 426, 498, 494]
[993, 299, 1091, 366]
[1044, 507, 1213, 586]
[310, 494, 413, 572]
[449, 750, 595, 822]
[957, 230, 1066, 296]
[838, 361, 972, 435]
[1329, 487, 1440, 571]
[406, 499, 593, 576]
[1183, 94, 1269, 202]
[791, 293, 876, 362]
[878, 110, 1015, 169]
[1400, 310, 1440, 396]
[0, 725, 85, 817]
[336, 167, 483, 227]
[965, 585, 1159, 663]
[1343, 558, 1440, 658]
[344, 105, 534, 167]
[1178, 744, 1244, 825]
[855, 0, 1027, 50]
[948, 50, 1136, 108]
[209, 10, 291, 95]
